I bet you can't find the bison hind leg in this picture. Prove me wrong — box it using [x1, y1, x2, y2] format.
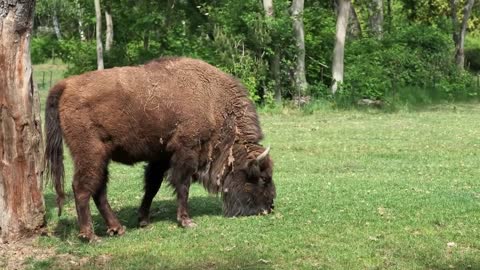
[138, 160, 169, 227]
[92, 170, 125, 236]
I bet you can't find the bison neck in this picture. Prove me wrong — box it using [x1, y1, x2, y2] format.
[194, 94, 263, 194]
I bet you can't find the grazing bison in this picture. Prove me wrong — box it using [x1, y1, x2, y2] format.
[44, 57, 276, 241]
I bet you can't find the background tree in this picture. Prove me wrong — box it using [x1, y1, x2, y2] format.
[94, 0, 104, 69]
[105, 0, 113, 52]
[332, 0, 350, 93]
[0, 0, 45, 243]
[263, 0, 282, 104]
[348, 3, 362, 39]
[368, 0, 384, 38]
[291, 0, 308, 98]
[75, 0, 87, 41]
[451, 0, 476, 69]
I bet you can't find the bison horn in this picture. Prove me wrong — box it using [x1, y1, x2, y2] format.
[256, 146, 270, 163]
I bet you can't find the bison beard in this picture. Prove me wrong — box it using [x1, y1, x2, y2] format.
[44, 57, 276, 241]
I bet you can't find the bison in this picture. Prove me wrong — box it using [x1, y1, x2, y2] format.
[44, 57, 276, 241]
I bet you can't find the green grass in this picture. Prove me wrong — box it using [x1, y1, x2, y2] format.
[31, 64, 480, 269]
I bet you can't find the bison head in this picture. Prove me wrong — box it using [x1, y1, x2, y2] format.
[222, 146, 276, 217]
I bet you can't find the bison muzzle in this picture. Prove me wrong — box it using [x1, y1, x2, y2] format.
[44, 57, 276, 241]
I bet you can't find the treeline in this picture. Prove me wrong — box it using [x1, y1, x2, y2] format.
[33, 0, 480, 106]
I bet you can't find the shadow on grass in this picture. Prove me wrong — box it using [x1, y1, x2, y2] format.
[422, 258, 480, 270]
[96, 251, 274, 270]
[45, 192, 223, 239]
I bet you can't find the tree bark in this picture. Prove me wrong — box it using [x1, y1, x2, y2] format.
[347, 3, 361, 39]
[450, 0, 459, 45]
[455, 0, 475, 69]
[291, 0, 308, 97]
[105, 9, 113, 52]
[0, 0, 45, 243]
[52, 10, 61, 40]
[94, 0, 104, 70]
[368, 0, 383, 38]
[74, 0, 86, 41]
[263, 0, 282, 104]
[143, 31, 150, 50]
[331, 0, 350, 94]
[386, 0, 392, 32]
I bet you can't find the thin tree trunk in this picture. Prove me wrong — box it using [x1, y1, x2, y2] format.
[332, 0, 350, 94]
[0, 0, 45, 243]
[386, 0, 392, 32]
[291, 0, 308, 97]
[94, 0, 104, 70]
[450, 0, 459, 45]
[347, 3, 361, 39]
[455, 0, 475, 69]
[143, 31, 150, 50]
[75, 0, 86, 41]
[263, 0, 282, 104]
[368, 0, 383, 38]
[52, 10, 61, 40]
[105, 10, 113, 52]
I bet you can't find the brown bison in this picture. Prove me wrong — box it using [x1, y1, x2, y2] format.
[44, 57, 276, 241]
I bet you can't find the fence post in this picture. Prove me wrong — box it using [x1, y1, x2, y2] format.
[42, 71, 45, 88]
[49, 71, 53, 88]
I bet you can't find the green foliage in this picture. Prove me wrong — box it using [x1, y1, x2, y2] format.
[32, 0, 480, 106]
[343, 23, 477, 106]
[31, 35, 61, 64]
[465, 35, 480, 72]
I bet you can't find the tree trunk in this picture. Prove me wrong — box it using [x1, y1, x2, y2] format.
[347, 3, 361, 39]
[94, 0, 104, 70]
[75, 0, 86, 41]
[143, 31, 150, 50]
[455, 0, 475, 69]
[52, 10, 61, 40]
[291, 0, 308, 97]
[368, 0, 383, 38]
[263, 0, 282, 104]
[105, 10, 113, 52]
[450, 0, 459, 45]
[0, 0, 45, 243]
[386, 0, 392, 32]
[331, 0, 350, 94]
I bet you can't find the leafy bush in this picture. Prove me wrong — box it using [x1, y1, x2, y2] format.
[343, 23, 477, 105]
[31, 35, 61, 64]
[465, 36, 480, 72]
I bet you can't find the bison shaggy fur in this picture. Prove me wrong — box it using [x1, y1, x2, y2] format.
[44, 57, 276, 241]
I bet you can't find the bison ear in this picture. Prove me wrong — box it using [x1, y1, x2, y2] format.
[246, 159, 261, 180]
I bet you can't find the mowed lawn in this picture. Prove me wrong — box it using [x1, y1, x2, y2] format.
[30, 68, 480, 269]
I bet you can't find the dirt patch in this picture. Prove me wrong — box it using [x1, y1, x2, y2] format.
[0, 237, 111, 269]
[0, 237, 55, 269]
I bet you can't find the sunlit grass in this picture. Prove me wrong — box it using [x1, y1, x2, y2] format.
[31, 64, 480, 269]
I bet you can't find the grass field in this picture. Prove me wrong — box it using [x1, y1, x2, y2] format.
[25, 66, 480, 269]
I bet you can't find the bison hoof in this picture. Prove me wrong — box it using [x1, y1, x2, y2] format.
[107, 225, 126, 236]
[139, 219, 150, 228]
[78, 232, 100, 243]
[180, 219, 197, 228]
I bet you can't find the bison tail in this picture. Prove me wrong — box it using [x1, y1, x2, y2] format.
[44, 82, 66, 216]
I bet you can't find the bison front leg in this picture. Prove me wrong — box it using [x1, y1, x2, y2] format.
[170, 148, 198, 228]
[175, 180, 196, 228]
